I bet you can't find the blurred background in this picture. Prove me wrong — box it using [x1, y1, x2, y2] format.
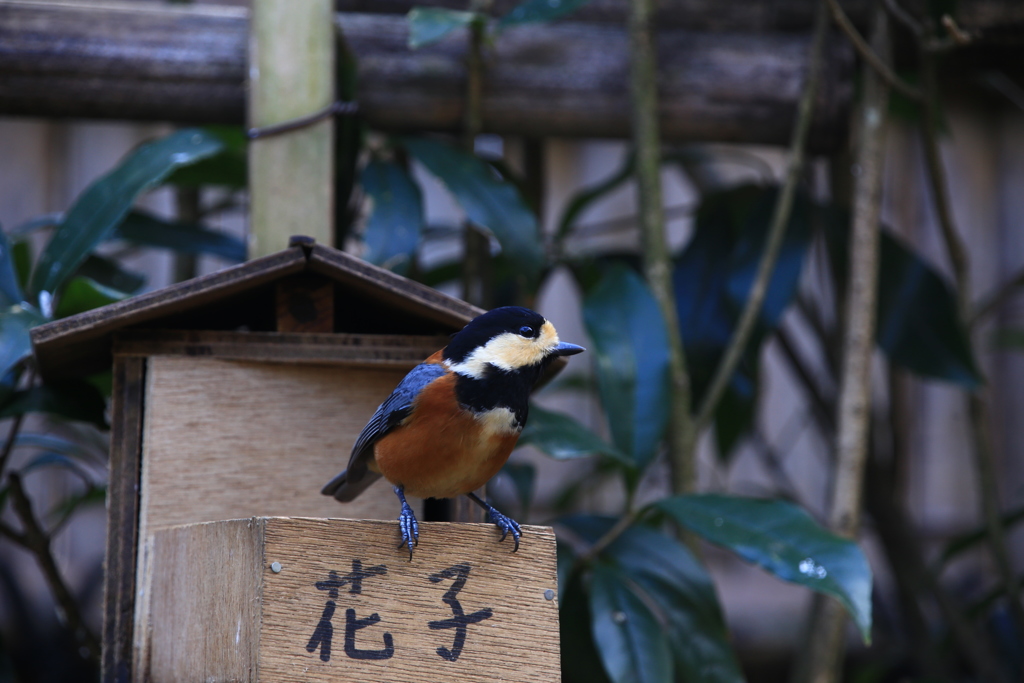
[1, 0, 1023, 681]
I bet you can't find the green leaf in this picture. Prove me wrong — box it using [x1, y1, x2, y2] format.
[361, 159, 424, 274]
[75, 254, 146, 294]
[48, 485, 107, 523]
[407, 7, 478, 49]
[403, 136, 544, 275]
[29, 128, 225, 304]
[714, 371, 757, 461]
[54, 277, 129, 319]
[657, 494, 873, 643]
[86, 370, 114, 398]
[518, 403, 629, 464]
[590, 562, 674, 683]
[163, 126, 247, 188]
[936, 505, 1024, 567]
[0, 305, 46, 379]
[561, 572, 614, 683]
[15, 433, 102, 464]
[12, 241, 31, 294]
[0, 229, 24, 306]
[822, 206, 981, 388]
[875, 230, 981, 387]
[416, 259, 462, 288]
[0, 381, 108, 430]
[11, 212, 62, 237]
[498, 0, 592, 29]
[556, 152, 634, 243]
[583, 264, 670, 470]
[18, 452, 93, 484]
[499, 462, 535, 515]
[115, 210, 246, 262]
[559, 515, 742, 683]
[674, 185, 812, 460]
[994, 328, 1024, 351]
[606, 525, 745, 683]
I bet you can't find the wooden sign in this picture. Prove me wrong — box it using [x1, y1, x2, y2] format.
[141, 517, 561, 683]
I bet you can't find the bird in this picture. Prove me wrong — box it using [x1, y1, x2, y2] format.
[322, 306, 584, 558]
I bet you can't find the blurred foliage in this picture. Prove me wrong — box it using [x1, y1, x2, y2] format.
[0, 111, 1000, 682]
[5, 0, 1023, 680]
[0, 127, 247, 681]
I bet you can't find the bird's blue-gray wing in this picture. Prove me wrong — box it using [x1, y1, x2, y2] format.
[322, 362, 447, 501]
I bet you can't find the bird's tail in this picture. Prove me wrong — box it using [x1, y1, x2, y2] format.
[321, 469, 383, 502]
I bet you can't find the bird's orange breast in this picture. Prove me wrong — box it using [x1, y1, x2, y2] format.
[372, 372, 521, 500]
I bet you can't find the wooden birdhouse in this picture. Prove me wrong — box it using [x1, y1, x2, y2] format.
[30, 238, 557, 682]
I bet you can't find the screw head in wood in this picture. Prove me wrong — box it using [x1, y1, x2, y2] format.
[544, 589, 555, 601]
[270, 561, 283, 573]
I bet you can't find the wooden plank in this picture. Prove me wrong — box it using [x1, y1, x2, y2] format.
[308, 245, 484, 329]
[144, 519, 265, 683]
[248, 0, 334, 256]
[102, 356, 146, 683]
[112, 330, 450, 367]
[138, 357, 421, 534]
[144, 518, 560, 682]
[336, 0, 1022, 33]
[30, 247, 307, 379]
[0, 1, 855, 151]
[276, 275, 335, 333]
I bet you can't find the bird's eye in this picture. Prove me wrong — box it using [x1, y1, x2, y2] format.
[519, 325, 536, 338]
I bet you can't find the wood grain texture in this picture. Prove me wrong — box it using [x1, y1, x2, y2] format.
[0, 1, 853, 150]
[102, 357, 146, 683]
[112, 330, 450, 367]
[144, 519, 264, 683]
[138, 357, 420, 535]
[143, 518, 560, 683]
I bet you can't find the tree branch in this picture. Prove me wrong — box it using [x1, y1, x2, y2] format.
[628, 0, 697, 496]
[8, 473, 100, 663]
[775, 324, 837, 434]
[969, 266, 1024, 327]
[793, 3, 889, 680]
[825, 0, 924, 102]
[918, 41, 1024, 648]
[882, 0, 923, 37]
[694, 0, 829, 434]
[0, 411, 26, 477]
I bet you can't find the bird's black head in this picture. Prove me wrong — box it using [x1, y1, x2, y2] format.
[443, 306, 584, 378]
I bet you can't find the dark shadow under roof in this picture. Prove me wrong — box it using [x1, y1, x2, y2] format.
[31, 243, 483, 380]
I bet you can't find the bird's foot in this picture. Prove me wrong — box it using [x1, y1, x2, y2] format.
[467, 492, 522, 552]
[488, 507, 522, 552]
[394, 486, 419, 559]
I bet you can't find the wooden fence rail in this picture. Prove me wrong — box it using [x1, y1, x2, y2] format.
[0, 0, 852, 150]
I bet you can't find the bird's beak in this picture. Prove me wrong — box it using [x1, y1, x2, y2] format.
[551, 342, 586, 357]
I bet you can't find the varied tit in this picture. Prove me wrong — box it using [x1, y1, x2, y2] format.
[322, 306, 584, 557]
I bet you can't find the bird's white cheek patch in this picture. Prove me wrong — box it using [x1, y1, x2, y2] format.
[474, 407, 521, 438]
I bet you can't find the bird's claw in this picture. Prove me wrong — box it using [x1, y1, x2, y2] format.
[397, 502, 419, 559]
[486, 507, 522, 552]
[395, 491, 419, 560]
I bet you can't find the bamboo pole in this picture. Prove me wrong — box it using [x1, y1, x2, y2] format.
[247, 0, 335, 257]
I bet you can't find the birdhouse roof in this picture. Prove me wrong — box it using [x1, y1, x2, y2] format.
[31, 241, 483, 380]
